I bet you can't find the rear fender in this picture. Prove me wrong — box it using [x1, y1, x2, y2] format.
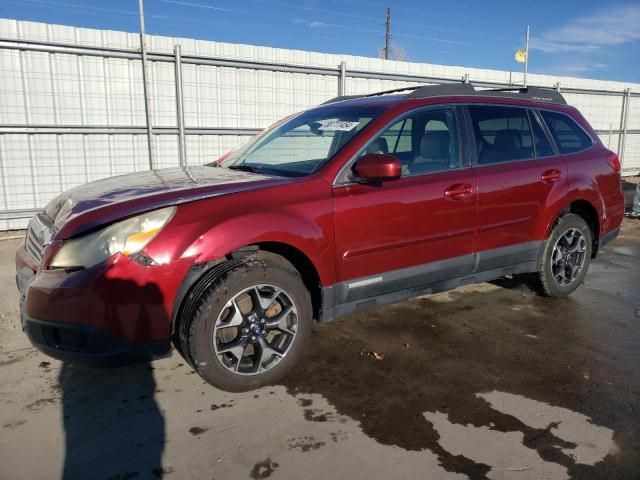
[542, 191, 603, 241]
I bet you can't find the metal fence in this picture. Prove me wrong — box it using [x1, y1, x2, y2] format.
[0, 18, 638, 230]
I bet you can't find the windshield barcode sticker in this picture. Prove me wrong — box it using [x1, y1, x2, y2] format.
[317, 120, 360, 131]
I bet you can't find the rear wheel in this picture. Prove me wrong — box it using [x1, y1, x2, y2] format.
[179, 253, 312, 392]
[530, 213, 593, 297]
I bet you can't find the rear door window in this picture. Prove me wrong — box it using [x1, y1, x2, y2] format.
[468, 106, 534, 164]
[529, 111, 554, 157]
[539, 110, 593, 154]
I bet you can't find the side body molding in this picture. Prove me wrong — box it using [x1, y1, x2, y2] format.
[319, 241, 545, 323]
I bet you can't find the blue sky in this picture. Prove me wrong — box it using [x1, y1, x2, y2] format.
[1, 0, 639, 82]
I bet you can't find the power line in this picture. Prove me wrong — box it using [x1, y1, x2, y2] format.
[249, 0, 381, 23]
[156, 0, 473, 46]
[246, 0, 507, 40]
[0, 0, 270, 32]
[0, 0, 138, 17]
[1, 0, 474, 48]
[159, 0, 236, 13]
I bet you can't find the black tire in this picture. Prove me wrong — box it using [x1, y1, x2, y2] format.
[529, 213, 593, 297]
[178, 252, 312, 392]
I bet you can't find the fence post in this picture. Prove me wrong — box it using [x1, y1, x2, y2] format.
[138, 0, 155, 170]
[338, 61, 346, 96]
[174, 44, 187, 167]
[617, 89, 629, 160]
[619, 88, 631, 168]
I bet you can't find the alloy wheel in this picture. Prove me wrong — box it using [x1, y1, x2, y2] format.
[551, 228, 587, 286]
[213, 284, 298, 375]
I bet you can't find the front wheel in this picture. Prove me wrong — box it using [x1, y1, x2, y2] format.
[179, 253, 312, 392]
[532, 213, 593, 297]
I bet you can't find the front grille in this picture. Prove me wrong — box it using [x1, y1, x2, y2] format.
[25, 214, 52, 265]
[26, 226, 44, 264]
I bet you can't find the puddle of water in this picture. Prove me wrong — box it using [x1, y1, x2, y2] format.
[478, 391, 618, 466]
[424, 410, 569, 480]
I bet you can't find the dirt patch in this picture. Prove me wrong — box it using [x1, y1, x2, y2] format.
[3, 420, 26, 429]
[249, 457, 279, 479]
[24, 398, 58, 411]
[287, 436, 326, 452]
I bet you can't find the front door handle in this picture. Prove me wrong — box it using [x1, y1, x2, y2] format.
[444, 183, 473, 200]
[541, 169, 562, 184]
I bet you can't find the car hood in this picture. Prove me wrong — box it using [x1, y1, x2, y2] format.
[43, 166, 291, 239]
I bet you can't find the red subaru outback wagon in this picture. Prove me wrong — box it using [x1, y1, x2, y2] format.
[16, 84, 624, 391]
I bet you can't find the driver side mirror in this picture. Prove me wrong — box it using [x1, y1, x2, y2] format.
[353, 153, 402, 182]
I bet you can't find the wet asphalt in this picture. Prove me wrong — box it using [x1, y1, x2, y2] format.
[0, 219, 639, 480]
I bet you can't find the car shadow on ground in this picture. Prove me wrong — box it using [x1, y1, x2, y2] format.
[58, 363, 165, 480]
[56, 278, 169, 480]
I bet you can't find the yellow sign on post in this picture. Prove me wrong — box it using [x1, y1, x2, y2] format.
[514, 49, 527, 64]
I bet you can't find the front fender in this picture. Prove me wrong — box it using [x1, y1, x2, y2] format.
[189, 211, 333, 281]
[145, 177, 336, 288]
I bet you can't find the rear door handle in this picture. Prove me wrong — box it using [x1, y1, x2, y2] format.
[444, 183, 473, 200]
[541, 169, 562, 184]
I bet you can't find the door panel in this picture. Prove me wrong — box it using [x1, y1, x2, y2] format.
[333, 168, 476, 283]
[473, 157, 567, 253]
[466, 105, 567, 256]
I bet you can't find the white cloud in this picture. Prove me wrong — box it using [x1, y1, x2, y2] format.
[553, 62, 609, 75]
[530, 4, 640, 53]
[292, 19, 330, 29]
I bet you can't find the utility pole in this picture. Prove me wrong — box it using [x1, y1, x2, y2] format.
[524, 24, 530, 87]
[138, 0, 155, 170]
[384, 7, 391, 60]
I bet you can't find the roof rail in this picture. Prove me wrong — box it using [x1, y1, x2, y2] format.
[322, 85, 420, 105]
[406, 83, 475, 99]
[322, 82, 567, 106]
[407, 83, 566, 104]
[480, 86, 567, 105]
[321, 95, 362, 105]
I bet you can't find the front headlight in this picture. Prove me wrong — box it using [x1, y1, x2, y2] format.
[50, 206, 176, 269]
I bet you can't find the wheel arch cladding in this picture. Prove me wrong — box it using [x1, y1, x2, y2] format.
[171, 257, 245, 359]
[171, 242, 323, 352]
[253, 242, 323, 322]
[549, 199, 600, 257]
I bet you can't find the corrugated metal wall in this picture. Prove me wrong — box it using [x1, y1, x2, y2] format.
[0, 18, 638, 230]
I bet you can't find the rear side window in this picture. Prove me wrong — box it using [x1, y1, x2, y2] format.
[540, 111, 593, 154]
[468, 106, 534, 164]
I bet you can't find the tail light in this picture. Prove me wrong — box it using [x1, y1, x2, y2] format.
[606, 152, 621, 172]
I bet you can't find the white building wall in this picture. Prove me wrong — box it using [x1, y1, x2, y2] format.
[0, 18, 638, 230]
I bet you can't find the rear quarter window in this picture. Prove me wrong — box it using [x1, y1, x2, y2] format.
[540, 111, 593, 154]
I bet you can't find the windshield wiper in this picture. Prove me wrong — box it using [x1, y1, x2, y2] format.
[228, 164, 271, 175]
